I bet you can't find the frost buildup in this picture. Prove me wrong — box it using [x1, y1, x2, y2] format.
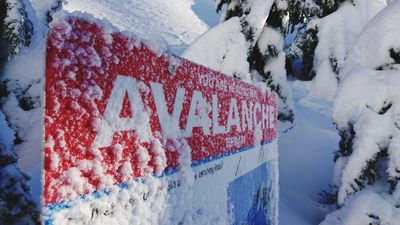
[0, 143, 39, 225]
[216, 0, 294, 122]
[321, 2, 400, 224]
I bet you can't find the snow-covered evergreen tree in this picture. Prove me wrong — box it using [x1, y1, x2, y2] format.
[284, 0, 339, 81]
[285, 0, 386, 100]
[321, 2, 400, 224]
[1, 0, 34, 56]
[214, 0, 294, 122]
[314, 0, 386, 99]
[284, 0, 355, 80]
[1, 0, 64, 141]
[0, 1, 64, 223]
[0, 142, 39, 225]
[0, 0, 62, 64]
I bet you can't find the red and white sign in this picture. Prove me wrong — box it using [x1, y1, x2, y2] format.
[44, 16, 277, 212]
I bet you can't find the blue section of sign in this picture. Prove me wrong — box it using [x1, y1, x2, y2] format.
[228, 162, 271, 225]
[44, 142, 273, 225]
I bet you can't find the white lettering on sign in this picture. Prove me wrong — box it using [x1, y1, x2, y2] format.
[150, 82, 185, 137]
[241, 100, 253, 131]
[92, 75, 276, 148]
[253, 102, 261, 130]
[212, 95, 226, 135]
[92, 75, 151, 148]
[185, 90, 211, 137]
[226, 98, 241, 133]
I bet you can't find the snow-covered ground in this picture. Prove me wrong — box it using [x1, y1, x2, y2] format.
[279, 81, 339, 225]
[65, 0, 218, 55]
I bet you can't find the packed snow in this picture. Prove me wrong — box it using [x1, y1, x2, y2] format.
[279, 80, 339, 225]
[182, 17, 251, 82]
[320, 190, 400, 225]
[64, 0, 212, 55]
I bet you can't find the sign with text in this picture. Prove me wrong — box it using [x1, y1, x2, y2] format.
[44, 16, 278, 224]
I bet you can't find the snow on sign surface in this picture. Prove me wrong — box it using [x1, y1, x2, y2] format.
[44, 15, 278, 225]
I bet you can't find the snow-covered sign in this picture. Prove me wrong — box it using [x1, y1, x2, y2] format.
[43, 15, 278, 225]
